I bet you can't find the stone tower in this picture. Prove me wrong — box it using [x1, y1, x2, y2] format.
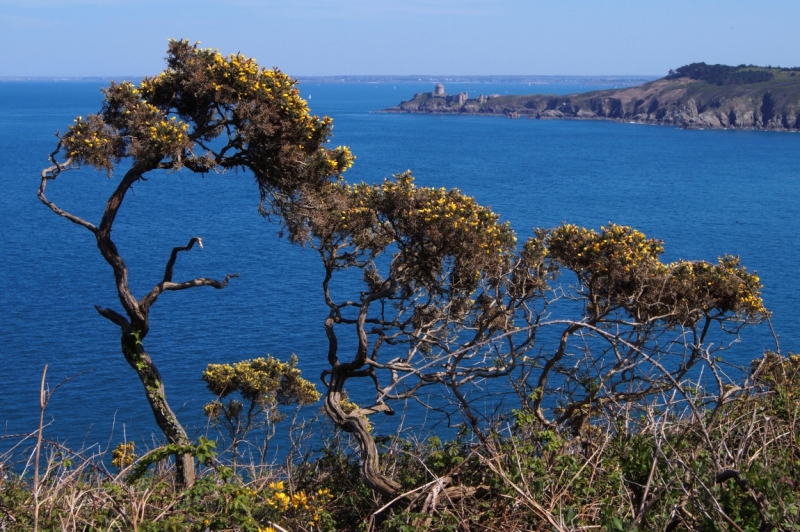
[434, 83, 445, 96]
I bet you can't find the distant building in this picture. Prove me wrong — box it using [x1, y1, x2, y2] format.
[433, 83, 469, 106]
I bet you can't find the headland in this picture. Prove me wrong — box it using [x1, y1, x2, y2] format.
[382, 63, 800, 131]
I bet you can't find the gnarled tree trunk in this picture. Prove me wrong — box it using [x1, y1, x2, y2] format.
[323, 367, 400, 498]
[120, 330, 196, 486]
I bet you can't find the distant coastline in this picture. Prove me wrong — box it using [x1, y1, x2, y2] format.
[383, 63, 800, 131]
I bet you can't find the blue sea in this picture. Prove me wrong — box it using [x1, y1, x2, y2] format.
[1, 80, 798, 456]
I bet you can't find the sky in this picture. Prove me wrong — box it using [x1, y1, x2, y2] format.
[1, 0, 799, 77]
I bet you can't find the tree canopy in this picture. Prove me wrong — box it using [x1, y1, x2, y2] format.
[59, 39, 353, 203]
[666, 62, 775, 85]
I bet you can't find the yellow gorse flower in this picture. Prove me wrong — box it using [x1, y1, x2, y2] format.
[111, 441, 136, 469]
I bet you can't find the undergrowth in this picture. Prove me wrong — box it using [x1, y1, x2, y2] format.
[2, 352, 800, 531]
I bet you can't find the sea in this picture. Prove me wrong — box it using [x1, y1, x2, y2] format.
[1, 79, 798, 459]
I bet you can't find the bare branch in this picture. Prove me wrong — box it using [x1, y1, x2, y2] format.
[162, 237, 204, 284]
[161, 274, 239, 292]
[139, 236, 239, 311]
[38, 152, 97, 233]
[94, 306, 131, 329]
[140, 273, 239, 311]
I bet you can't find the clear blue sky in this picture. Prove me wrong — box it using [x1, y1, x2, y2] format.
[2, 0, 798, 77]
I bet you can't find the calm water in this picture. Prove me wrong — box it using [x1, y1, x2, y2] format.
[1, 81, 798, 453]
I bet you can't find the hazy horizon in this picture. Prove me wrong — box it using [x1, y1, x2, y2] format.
[0, 74, 661, 81]
[1, 0, 798, 78]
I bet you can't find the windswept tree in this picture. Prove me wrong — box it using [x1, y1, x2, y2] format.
[283, 173, 766, 498]
[38, 40, 353, 487]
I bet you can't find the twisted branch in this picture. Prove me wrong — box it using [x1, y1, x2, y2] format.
[139, 237, 238, 311]
[38, 151, 97, 233]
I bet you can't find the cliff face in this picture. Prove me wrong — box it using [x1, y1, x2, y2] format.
[385, 68, 800, 131]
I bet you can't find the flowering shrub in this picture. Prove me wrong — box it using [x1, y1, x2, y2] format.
[545, 223, 764, 323]
[202, 355, 320, 462]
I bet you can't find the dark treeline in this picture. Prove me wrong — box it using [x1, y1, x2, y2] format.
[664, 62, 799, 85]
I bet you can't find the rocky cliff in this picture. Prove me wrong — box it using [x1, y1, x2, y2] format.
[383, 64, 800, 131]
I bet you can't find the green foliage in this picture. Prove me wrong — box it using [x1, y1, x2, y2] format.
[293, 445, 374, 527]
[666, 62, 775, 85]
[127, 437, 217, 483]
[195, 436, 218, 464]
